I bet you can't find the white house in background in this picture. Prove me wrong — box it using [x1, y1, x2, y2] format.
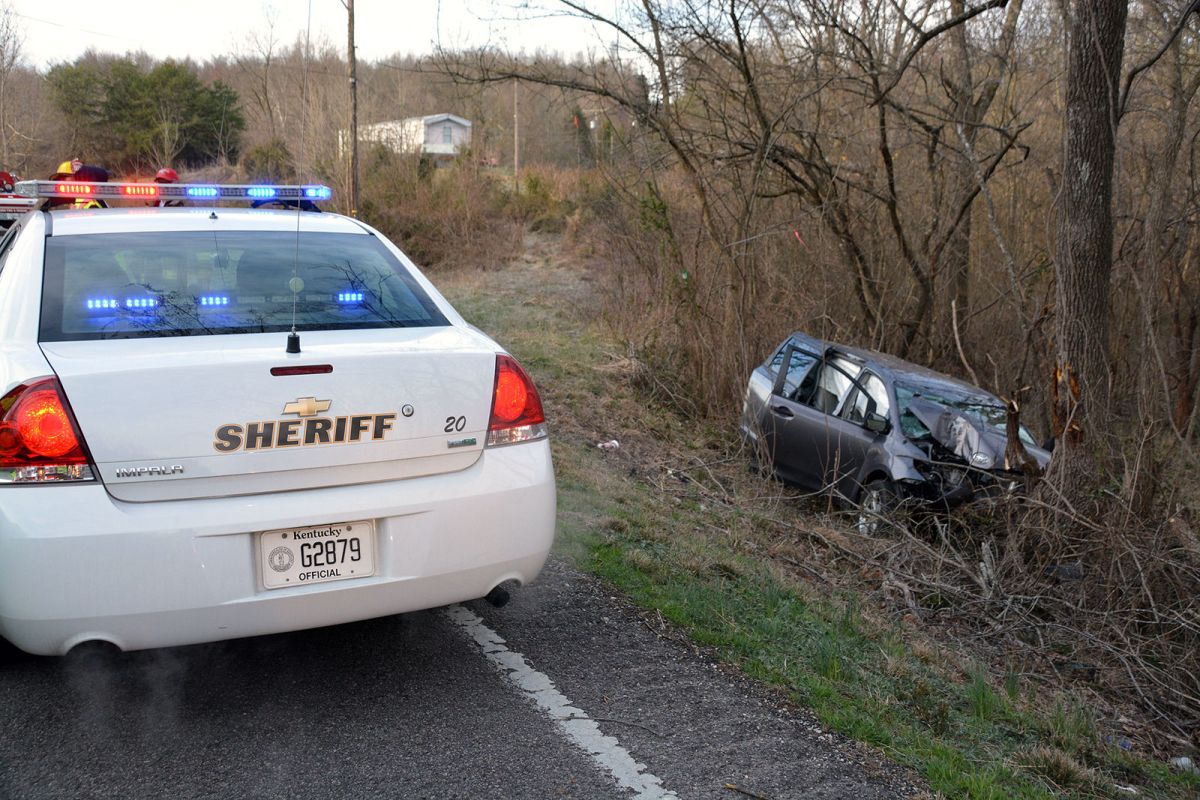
[349, 113, 473, 158]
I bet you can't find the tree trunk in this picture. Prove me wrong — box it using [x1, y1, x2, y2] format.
[1050, 0, 1127, 507]
[940, 0, 981, 357]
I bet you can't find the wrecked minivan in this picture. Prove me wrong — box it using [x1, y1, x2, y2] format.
[740, 332, 1050, 530]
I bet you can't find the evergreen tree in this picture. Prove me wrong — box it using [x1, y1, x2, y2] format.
[48, 57, 245, 171]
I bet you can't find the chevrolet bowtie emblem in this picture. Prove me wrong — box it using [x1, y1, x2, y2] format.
[282, 397, 332, 417]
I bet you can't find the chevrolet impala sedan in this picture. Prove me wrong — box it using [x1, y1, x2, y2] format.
[0, 181, 555, 655]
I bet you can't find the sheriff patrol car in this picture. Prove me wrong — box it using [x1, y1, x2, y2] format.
[0, 180, 555, 655]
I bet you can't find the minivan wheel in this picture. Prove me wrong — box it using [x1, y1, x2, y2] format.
[857, 480, 899, 536]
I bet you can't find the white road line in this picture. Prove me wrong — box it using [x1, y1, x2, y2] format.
[445, 605, 678, 800]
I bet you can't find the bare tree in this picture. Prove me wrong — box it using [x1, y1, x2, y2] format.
[234, 8, 282, 141]
[433, 1, 1029, 411]
[0, 1, 23, 166]
[938, 0, 1024, 345]
[149, 100, 183, 169]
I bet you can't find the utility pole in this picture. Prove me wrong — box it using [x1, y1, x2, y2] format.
[346, 0, 359, 217]
[513, 78, 520, 194]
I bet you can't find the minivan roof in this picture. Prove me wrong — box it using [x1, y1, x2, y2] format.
[786, 330, 998, 399]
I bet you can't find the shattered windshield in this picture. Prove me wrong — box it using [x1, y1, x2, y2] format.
[895, 382, 1035, 446]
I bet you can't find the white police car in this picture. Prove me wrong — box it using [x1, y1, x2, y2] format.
[0, 180, 555, 655]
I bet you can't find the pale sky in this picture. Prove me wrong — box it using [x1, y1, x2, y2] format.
[8, 0, 607, 68]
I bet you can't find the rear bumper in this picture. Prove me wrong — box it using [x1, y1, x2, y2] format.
[0, 440, 555, 655]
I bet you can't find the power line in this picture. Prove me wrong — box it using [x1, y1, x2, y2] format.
[11, 11, 142, 43]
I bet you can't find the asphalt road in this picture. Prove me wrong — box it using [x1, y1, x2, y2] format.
[0, 557, 918, 799]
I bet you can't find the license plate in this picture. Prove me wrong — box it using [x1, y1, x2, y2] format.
[258, 520, 376, 589]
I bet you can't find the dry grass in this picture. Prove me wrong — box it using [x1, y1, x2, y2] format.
[1020, 745, 1097, 790]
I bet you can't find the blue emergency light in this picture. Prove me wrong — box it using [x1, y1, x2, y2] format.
[86, 294, 234, 312]
[15, 180, 334, 204]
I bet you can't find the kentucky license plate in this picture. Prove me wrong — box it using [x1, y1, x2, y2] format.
[259, 520, 376, 589]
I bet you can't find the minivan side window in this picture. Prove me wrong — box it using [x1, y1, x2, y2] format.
[799, 356, 861, 414]
[769, 343, 819, 399]
[842, 371, 889, 425]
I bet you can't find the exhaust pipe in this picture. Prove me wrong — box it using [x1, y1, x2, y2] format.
[484, 585, 511, 608]
[65, 639, 122, 663]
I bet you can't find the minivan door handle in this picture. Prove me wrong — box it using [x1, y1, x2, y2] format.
[770, 404, 795, 419]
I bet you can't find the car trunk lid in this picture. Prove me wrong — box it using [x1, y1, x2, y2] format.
[40, 327, 495, 501]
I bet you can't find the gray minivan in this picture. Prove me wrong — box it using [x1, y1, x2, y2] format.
[741, 332, 1050, 529]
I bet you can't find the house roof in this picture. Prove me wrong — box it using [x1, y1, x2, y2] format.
[358, 114, 473, 131]
[410, 113, 472, 127]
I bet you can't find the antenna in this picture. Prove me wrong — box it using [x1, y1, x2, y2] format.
[286, 0, 315, 356]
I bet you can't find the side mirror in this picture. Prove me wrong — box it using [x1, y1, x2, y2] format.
[865, 411, 890, 434]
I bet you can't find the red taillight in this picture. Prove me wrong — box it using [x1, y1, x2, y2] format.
[487, 355, 547, 446]
[0, 377, 93, 483]
[15, 388, 78, 457]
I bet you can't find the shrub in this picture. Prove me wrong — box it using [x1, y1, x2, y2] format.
[241, 138, 295, 183]
[360, 153, 520, 271]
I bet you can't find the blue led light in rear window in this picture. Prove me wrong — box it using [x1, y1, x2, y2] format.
[86, 298, 118, 310]
[199, 295, 229, 306]
[125, 297, 158, 309]
[247, 186, 277, 199]
[336, 291, 365, 303]
[303, 186, 332, 200]
[186, 186, 220, 198]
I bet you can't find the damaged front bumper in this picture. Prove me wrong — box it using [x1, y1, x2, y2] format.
[897, 462, 1023, 512]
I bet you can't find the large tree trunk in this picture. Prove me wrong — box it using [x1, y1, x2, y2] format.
[1050, 0, 1128, 507]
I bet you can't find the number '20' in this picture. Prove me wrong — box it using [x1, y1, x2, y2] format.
[444, 416, 466, 432]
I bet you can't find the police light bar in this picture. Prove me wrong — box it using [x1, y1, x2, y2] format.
[15, 180, 333, 203]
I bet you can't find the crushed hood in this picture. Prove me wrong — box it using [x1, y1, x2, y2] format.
[907, 397, 1007, 470]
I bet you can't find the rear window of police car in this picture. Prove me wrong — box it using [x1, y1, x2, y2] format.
[39, 231, 448, 341]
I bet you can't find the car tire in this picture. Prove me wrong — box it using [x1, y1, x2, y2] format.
[856, 479, 900, 536]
